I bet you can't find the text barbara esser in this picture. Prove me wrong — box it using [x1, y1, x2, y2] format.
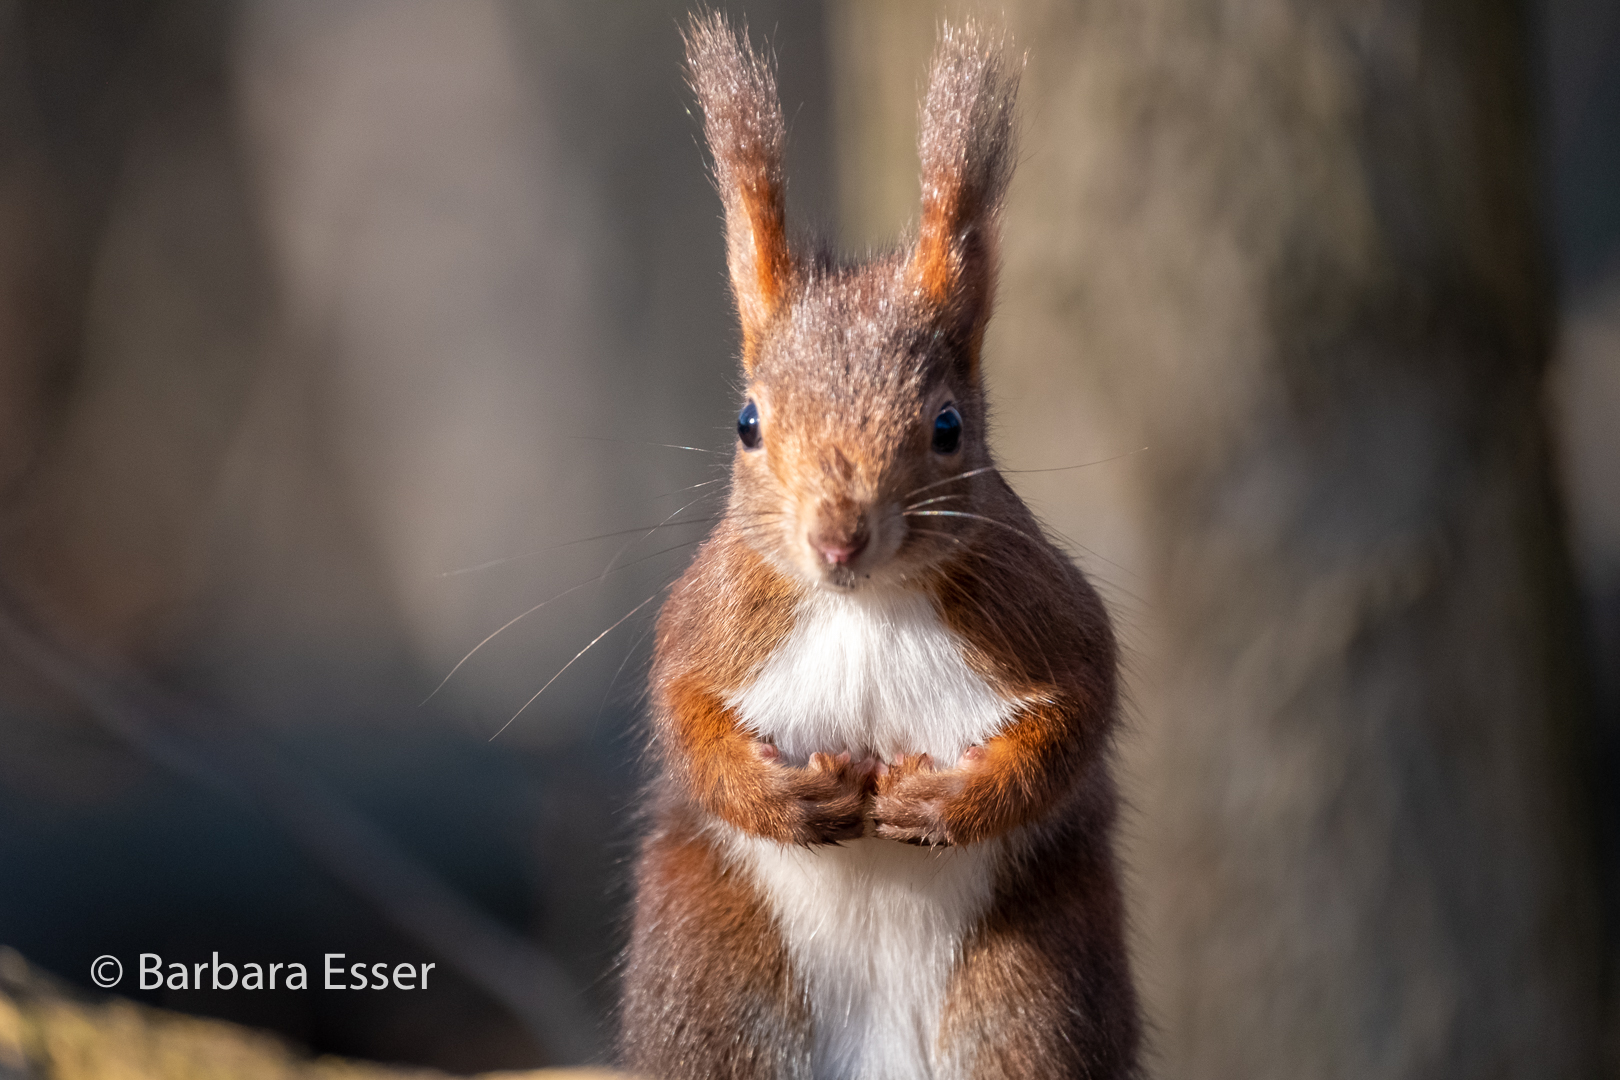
[139, 953, 436, 991]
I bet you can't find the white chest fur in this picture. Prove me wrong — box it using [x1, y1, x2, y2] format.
[727, 587, 1015, 767]
[722, 587, 1017, 1080]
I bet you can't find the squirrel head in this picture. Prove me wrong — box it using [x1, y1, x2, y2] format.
[685, 15, 1017, 593]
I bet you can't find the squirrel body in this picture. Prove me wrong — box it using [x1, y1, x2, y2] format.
[619, 16, 1140, 1079]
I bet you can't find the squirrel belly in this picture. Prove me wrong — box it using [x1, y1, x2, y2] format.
[719, 585, 1019, 1080]
[715, 826, 1008, 1080]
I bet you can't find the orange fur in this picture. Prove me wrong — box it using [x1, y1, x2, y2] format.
[736, 175, 792, 362]
[665, 676, 869, 845]
[916, 164, 966, 304]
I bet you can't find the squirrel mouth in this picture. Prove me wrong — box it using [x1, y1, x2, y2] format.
[819, 563, 866, 591]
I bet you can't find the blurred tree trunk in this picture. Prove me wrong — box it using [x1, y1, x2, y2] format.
[0, 0, 269, 657]
[833, 1, 1605, 1077]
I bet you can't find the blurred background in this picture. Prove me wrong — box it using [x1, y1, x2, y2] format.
[0, 0, 1613, 1076]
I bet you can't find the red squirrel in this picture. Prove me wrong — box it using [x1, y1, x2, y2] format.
[619, 15, 1140, 1079]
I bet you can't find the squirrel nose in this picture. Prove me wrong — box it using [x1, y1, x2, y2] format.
[813, 530, 868, 566]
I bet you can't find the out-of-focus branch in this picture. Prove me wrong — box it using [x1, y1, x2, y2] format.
[0, 585, 600, 1066]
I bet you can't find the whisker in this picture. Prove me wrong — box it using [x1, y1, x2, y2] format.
[489, 586, 669, 741]
[899, 446, 1150, 504]
[902, 510, 1041, 546]
[437, 512, 722, 577]
[651, 477, 729, 500]
[906, 526, 966, 544]
[569, 435, 726, 455]
[904, 494, 966, 511]
[566, 516, 722, 548]
[902, 465, 998, 501]
[594, 608, 663, 724]
[598, 488, 728, 582]
[902, 526, 973, 560]
[439, 553, 546, 578]
[423, 538, 702, 704]
[1002, 446, 1149, 476]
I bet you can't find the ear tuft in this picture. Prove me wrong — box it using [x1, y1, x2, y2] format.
[912, 22, 1018, 367]
[684, 13, 794, 368]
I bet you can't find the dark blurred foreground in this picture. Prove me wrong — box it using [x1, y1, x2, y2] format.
[0, 1, 1616, 1077]
[0, 947, 619, 1080]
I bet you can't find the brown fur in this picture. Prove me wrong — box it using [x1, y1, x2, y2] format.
[683, 14, 795, 367]
[622, 797, 813, 1079]
[939, 765, 1138, 1078]
[621, 16, 1139, 1078]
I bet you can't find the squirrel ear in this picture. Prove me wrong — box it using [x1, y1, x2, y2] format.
[685, 14, 794, 372]
[911, 24, 1018, 376]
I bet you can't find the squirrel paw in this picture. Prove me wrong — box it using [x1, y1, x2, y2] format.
[872, 750, 983, 847]
[760, 748, 871, 845]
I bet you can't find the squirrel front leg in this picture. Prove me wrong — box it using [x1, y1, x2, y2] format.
[873, 695, 1092, 847]
[662, 677, 869, 845]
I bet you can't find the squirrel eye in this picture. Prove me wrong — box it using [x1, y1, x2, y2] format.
[932, 404, 962, 455]
[737, 399, 762, 450]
